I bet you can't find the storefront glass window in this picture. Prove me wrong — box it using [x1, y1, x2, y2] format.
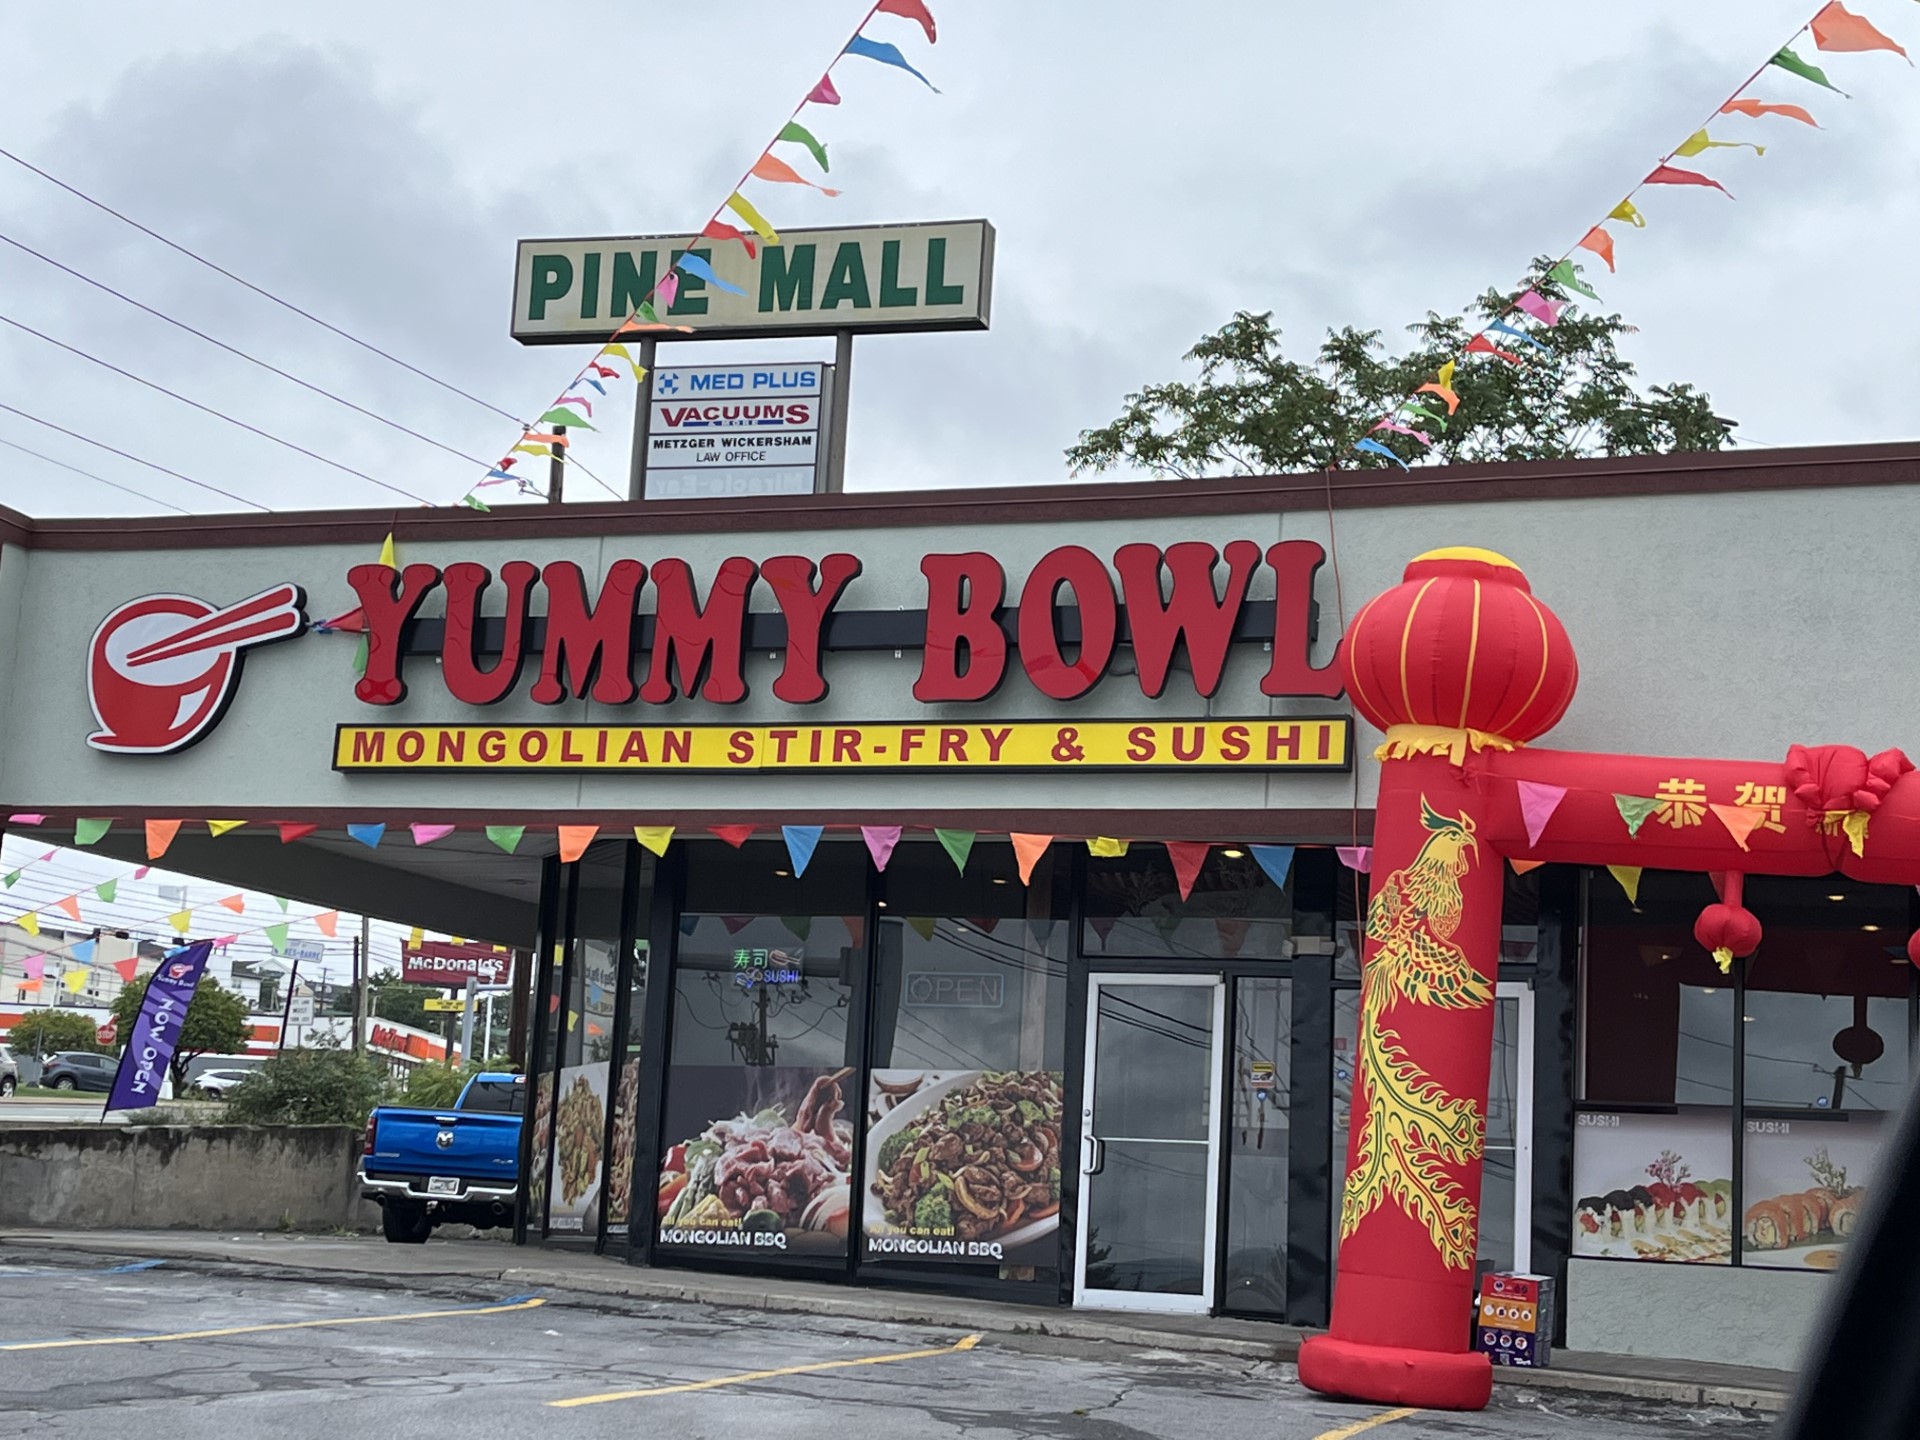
[602, 855, 654, 1240]
[655, 841, 865, 1265]
[864, 841, 1067, 1282]
[1223, 976, 1291, 1315]
[544, 841, 628, 1241]
[1083, 846, 1294, 960]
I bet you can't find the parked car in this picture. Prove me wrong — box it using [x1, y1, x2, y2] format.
[361, 1073, 524, 1244]
[0, 1044, 17, 1097]
[38, 1051, 117, 1092]
[191, 1068, 256, 1100]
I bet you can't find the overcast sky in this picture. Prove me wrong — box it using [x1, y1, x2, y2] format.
[0, 1, 1913, 517]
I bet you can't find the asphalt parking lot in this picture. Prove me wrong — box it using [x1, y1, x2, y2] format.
[0, 1251, 1773, 1439]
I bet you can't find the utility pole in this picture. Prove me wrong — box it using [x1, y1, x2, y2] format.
[352, 915, 370, 1054]
[458, 976, 477, 1066]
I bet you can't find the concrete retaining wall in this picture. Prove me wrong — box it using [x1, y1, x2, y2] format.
[0, 1125, 379, 1231]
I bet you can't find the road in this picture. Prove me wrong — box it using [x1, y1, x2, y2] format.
[0, 1100, 127, 1124]
[0, 1251, 1769, 1439]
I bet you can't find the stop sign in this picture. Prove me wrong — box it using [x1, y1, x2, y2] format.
[96, 1020, 116, 1046]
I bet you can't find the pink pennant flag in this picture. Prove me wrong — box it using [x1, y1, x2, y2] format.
[807, 74, 842, 105]
[411, 823, 456, 846]
[134, 865, 152, 880]
[23, 955, 44, 980]
[1337, 846, 1373, 874]
[656, 270, 679, 312]
[1517, 780, 1568, 850]
[861, 825, 902, 871]
[1371, 420, 1432, 445]
[1514, 291, 1564, 326]
[1645, 163, 1732, 197]
[7, 813, 44, 825]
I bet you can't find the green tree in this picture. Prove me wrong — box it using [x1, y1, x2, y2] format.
[363, 968, 436, 1031]
[398, 1056, 520, 1110]
[225, 1040, 391, 1127]
[109, 974, 250, 1093]
[8, 1009, 104, 1061]
[1066, 261, 1733, 479]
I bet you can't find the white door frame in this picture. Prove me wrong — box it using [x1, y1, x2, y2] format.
[1497, 980, 1536, 1275]
[1073, 972, 1227, 1313]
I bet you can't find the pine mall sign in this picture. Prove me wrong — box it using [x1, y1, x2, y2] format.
[510, 220, 994, 343]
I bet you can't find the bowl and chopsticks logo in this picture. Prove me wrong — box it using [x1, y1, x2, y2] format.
[86, 584, 307, 755]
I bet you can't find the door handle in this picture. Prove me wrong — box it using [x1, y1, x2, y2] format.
[1081, 1135, 1105, 1176]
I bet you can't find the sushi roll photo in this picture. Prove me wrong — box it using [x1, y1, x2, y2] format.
[1628, 1185, 1656, 1233]
[1645, 1181, 1676, 1228]
[1830, 1190, 1867, 1237]
[1576, 1196, 1605, 1237]
[1744, 1198, 1797, 1251]
[1602, 1189, 1638, 1238]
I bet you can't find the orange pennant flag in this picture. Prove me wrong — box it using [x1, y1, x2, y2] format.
[1577, 225, 1616, 272]
[314, 911, 339, 938]
[54, 894, 82, 921]
[1510, 858, 1547, 874]
[1009, 833, 1054, 886]
[750, 153, 841, 195]
[218, 894, 246, 913]
[1721, 98, 1820, 127]
[146, 818, 182, 860]
[557, 825, 598, 863]
[1710, 803, 1769, 852]
[1811, 2, 1909, 60]
[1414, 382, 1460, 414]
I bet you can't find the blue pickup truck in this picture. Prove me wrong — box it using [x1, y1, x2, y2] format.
[360, 1073, 525, 1243]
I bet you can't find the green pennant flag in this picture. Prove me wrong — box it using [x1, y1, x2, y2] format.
[538, 407, 596, 431]
[778, 120, 830, 173]
[265, 922, 290, 955]
[935, 828, 976, 873]
[783, 915, 813, 942]
[1770, 46, 1843, 93]
[1614, 794, 1663, 838]
[352, 634, 369, 675]
[487, 825, 526, 854]
[1549, 259, 1600, 300]
[95, 880, 117, 903]
[906, 915, 938, 942]
[460, 495, 491, 513]
[2, 871, 18, 889]
[275, 896, 290, 913]
[639, 300, 663, 324]
[74, 818, 111, 846]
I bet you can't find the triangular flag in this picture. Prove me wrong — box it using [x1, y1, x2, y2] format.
[409, 926, 425, 945]
[74, 818, 111, 846]
[1510, 858, 1546, 874]
[7, 813, 44, 825]
[168, 908, 192, 935]
[1548, 259, 1600, 300]
[1645, 163, 1732, 197]
[907, 915, 938, 942]
[724, 191, 780, 246]
[538, 407, 596, 430]
[1607, 865, 1643, 904]
[274, 896, 289, 912]
[750, 152, 841, 196]
[701, 219, 758, 259]
[807, 73, 841, 105]
[1354, 437, 1409, 470]
[18, 912, 38, 937]
[1710, 803, 1768, 852]
[1577, 225, 1616, 272]
[861, 825, 902, 871]
[1087, 837, 1130, 858]
[711, 825, 754, 849]
[314, 911, 339, 938]
[1614, 794, 1662, 837]
[217, 893, 245, 913]
[72, 938, 97, 964]
[135, 866, 151, 880]
[410, 823, 456, 846]
[1514, 291, 1564, 326]
[1517, 781, 1568, 849]
[1770, 45, 1846, 93]
[1722, 97, 1820, 127]
[557, 825, 598, 863]
[779, 916, 812, 943]
[485, 825, 524, 854]
[18, 978, 38, 993]
[674, 251, 747, 297]
[1674, 129, 1764, 159]
[206, 820, 246, 837]
[114, 956, 138, 982]
[64, 967, 89, 994]
[265, 923, 290, 955]
[54, 894, 82, 922]
[1089, 916, 1118, 947]
[1251, 845, 1296, 888]
[347, 823, 384, 849]
[1165, 842, 1210, 902]
[1337, 846, 1373, 874]
[2, 871, 16, 888]
[95, 879, 116, 903]
[278, 822, 319, 844]
[936, 828, 976, 872]
[782, 825, 824, 877]
[878, 0, 937, 42]
[146, 818, 181, 859]
[1465, 334, 1525, 364]
[1010, 833, 1053, 885]
[777, 120, 830, 172]
[22, 955, 44, 980]
[844, 34, 939, 90]
[377, 533, 396, 568]
[1811, 2, 1908, 60]
[634, 826, 675, 857]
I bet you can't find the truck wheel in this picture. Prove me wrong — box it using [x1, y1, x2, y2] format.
[381, 1204, 433, 1244]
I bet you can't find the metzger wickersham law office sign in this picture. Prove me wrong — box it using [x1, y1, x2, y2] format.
[511, 220, 994, 343]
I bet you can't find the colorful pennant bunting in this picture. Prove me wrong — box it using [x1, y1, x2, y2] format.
[1517, 781, 1568, 850]
[1548, 259, 1600, 299]
[168, 908, 192, 935]
[907, 915, 938, 942]
[1771, 45, 1845, 92]
[1721, 97, 1820, 126]
[114, 956, 138, 982]
[315, 911, 339, 938]
[557, 825, 598, 863]
[778, 120, 831, 172]
[1614, 794, 1662, 838]
[1709, 803, 1768, 852]
[206, 820, 247, 837]
[72, 939, 96, 965]
[346, 823, 385, 849]
[22, 955, 43, 980]
[1086, 837, 1130, 857]
[1354, 437, 1409, 470]
[74, 818, 111, 846]
[750, 152, 842, 196]
[1165, 842, 1210, 902]
[701, 219, 758, 258]
[1607, 865, 1643, 904]
[1644, 163, 1733, 197]
[410, 823, 456, 846]
[782, 825, 824, 877]
[52, 893, 81, 922]
[1010, 833, 1053, 885]
[1510, 858, 1546, 874]
[674, 251, 747, 297]
[146, 818, 180, 860]
[861, 825, 902, 871]
[1674, 129, 1764, 159]
[217, 894, 245, 913]
[807, 73, 842, 105]
[18, 912, 39, 937]
[1251, 845, 1296, 889]
[485, 825, 524, 854]
[1336, 846, 1373, 874]
[725, 192, 781, 246]
[7, 813, 44, 825]
[935, 828, 976, 872]
[1514, 291, 1565, 326]
[878, 0, 938, 43]
[635, 826, 675, 857]
[711, 825, 755, 849]
[1810, 2, 1908, 60]
[64, 967, 88, 994]
[95, 879, 116, 903]
[1577, 225, 1617, 271]
[844, 34, 939, 90]
[265, 922, 290, 955]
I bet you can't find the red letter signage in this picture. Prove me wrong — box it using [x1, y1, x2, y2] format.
[441, 562, 538, 706]
[530, 559, 646, 705]
[639, 557, 758, 703]
[350, 563, 440, 705]
[1113, 541, 1261, 698]
[1261, 540, 1344, 699]
[763, 553, 862, 704]
[914, 552, 1007, 702]
[1018, 545, 1117, 701]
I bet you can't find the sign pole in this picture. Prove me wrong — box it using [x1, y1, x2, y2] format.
[276, 959, 300, 1055]
[459, 976, 477, 1065]
[353, 918, 368, 1054]
[822, 330, 853, 493]
[626, 338, 658, 501]
[547, 423, 566, 505]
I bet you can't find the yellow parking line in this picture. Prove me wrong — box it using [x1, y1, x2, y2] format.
[1314, 1407, 1420, 1440]
[1, 1295, 545, 1351]
[552, 1332, 982, 1408]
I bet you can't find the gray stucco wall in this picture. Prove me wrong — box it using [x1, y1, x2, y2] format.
[1566, 1258, 1833, 1372]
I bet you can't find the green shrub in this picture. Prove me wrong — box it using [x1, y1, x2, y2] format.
[224, 1042, 392, 1127]
[398, 1057, 519, 1110]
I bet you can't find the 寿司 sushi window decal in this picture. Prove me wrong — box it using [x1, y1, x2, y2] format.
[1572, 1109, 1734, 1265]
[1740, 1114, 1886, 1271]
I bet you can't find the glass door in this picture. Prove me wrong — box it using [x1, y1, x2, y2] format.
[1075, 974, 1226, 1313]
[1479, 981, 1536, 1273]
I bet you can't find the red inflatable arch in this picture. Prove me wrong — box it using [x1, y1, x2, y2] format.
[1297, 547, 1920, 1411]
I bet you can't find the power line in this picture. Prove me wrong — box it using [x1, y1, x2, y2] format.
[0, 227, 503, 473]
[0, 432, 190, 513]
[0, 309, 438, 507]
[0, 145, 526, 426]
[0, 399, 269, 511]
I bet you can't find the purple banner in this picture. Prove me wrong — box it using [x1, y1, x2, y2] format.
[105, 940, 213, 1112]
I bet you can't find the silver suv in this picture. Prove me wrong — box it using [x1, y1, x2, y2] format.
[0, 1044, 17, 1098]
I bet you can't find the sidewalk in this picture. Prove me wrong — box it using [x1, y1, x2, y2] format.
[0, 1228, 1793, 1415]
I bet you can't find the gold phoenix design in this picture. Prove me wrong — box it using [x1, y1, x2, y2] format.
[1340, 797, 1493, 1269]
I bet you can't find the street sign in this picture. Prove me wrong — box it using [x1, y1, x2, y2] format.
[96, 1020, 116, 1046]
[643, 363, 828, 501]
[287, 993, 315, 1028]
[286, 940, 326, 964]
[423, 997, 467, 1013]
[511, 220, 995, 344]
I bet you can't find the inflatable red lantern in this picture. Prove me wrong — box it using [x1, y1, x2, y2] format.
[1694, 901, 1763, 974]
